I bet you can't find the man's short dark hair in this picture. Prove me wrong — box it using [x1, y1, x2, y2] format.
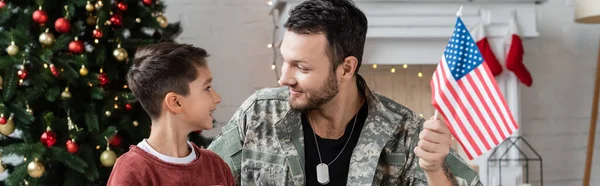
[284, 0, 368, 74]
[127, 42, 209, 119]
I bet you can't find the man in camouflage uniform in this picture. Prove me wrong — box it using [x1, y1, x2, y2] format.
[208, 0, 482, 185]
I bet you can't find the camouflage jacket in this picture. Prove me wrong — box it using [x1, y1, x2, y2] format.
[208, 75, 482, 186]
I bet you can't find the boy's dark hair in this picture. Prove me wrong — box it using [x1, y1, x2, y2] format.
[283, 0, 367, 74]
[127, 42, 209, 119]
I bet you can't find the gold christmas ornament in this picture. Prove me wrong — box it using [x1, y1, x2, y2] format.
[26, 104, 33, 115]
[0, 114, 15, 136]
[38, 29, 56, 47]
[156, 15, 168, 28]
[79, 65, 88, 76]
[100, 149, 117, 167]
[27, 159, 45, 178]
[61, 87, 71, 99]
[6, 41, 19, 56]
[0, 160, 5, 173]
[86, 1, 95, 12]
[113, 45, 128, 62]
[86, 15, 97, 26]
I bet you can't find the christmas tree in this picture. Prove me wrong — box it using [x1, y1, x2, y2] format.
[0, 0, 211, 185]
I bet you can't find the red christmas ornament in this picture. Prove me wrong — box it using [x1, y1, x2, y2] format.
[117, 2, 128, 11]
[50, 64, 60, 77]
[0, 1, 6, 9]
[93, 28, 103, 38]
[98, 73, 109, 86]
[66, 139, 79, 153]
[109, 135, 122, 146]
[125, 103, 132, 110]
[17, 69, 28, 79]
[41, 131, 57, 147]
[54, 18, 71, 33]
[0, 116, 6, 125]
[109, 14, 123, 28]
[32, 10, 48, 25]
[68, 39, 84, 54]
[143, 0, 152, 6]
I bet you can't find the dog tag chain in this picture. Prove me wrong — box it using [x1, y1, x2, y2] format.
[308, 103, 359, 185]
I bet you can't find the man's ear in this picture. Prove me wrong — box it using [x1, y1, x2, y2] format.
[340, 56, 359, 81]
[164, 92, 183, 114]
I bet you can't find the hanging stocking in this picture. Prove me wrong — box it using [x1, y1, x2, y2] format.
[471, 21, 503, 76]
[505, 13, 532, 87]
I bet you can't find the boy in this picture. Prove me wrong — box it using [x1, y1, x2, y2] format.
[107, 42, 235, 186]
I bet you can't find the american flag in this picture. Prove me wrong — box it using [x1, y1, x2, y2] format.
[430, 17, 519, 160]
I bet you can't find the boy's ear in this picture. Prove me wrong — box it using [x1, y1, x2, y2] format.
[164, 92, 184, 113]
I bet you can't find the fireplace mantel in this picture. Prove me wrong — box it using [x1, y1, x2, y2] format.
[269, 0, 545, 185]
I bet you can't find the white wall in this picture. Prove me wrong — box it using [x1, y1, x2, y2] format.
[520, 0, 600, 186]
[165, 0, 600, 185]
[163, 0, 280, 137]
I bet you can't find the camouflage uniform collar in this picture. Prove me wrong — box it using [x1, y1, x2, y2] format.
[275, 74, 399, 185]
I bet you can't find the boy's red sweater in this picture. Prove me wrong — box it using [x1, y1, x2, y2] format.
[107, 143, 235, 186]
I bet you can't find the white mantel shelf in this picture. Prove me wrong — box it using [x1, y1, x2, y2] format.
[271, 0, 545, 65]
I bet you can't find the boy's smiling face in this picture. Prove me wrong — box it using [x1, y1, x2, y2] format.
[177, 66, 221, 130]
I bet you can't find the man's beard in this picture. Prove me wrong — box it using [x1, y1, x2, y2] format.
[289, 72, 338, 112]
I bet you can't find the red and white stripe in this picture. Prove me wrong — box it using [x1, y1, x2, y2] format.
[430, 56, 519, 160]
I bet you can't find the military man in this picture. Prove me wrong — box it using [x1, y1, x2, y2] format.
[207, 0, 482, 185]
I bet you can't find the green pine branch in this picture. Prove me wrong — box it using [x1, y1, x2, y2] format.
[7, 102, 35, 125]
[49, 147, 88, 175]
[44, 86, 60, 102]
[3, 67, 18, 101]
[4, 163, 27, 186]
[1, 143, 46, 158]
[84, 103, 99, 132]
[78, 145, 99, 181]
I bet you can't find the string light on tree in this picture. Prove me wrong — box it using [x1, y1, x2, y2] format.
[372, 64, 377, 69]
[418, 72, 423, 78]
[391, 68, 396, 73]
[95, 0, 103, 10]
[267, 1, 273, 6]
[403, 64, 408, 69]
